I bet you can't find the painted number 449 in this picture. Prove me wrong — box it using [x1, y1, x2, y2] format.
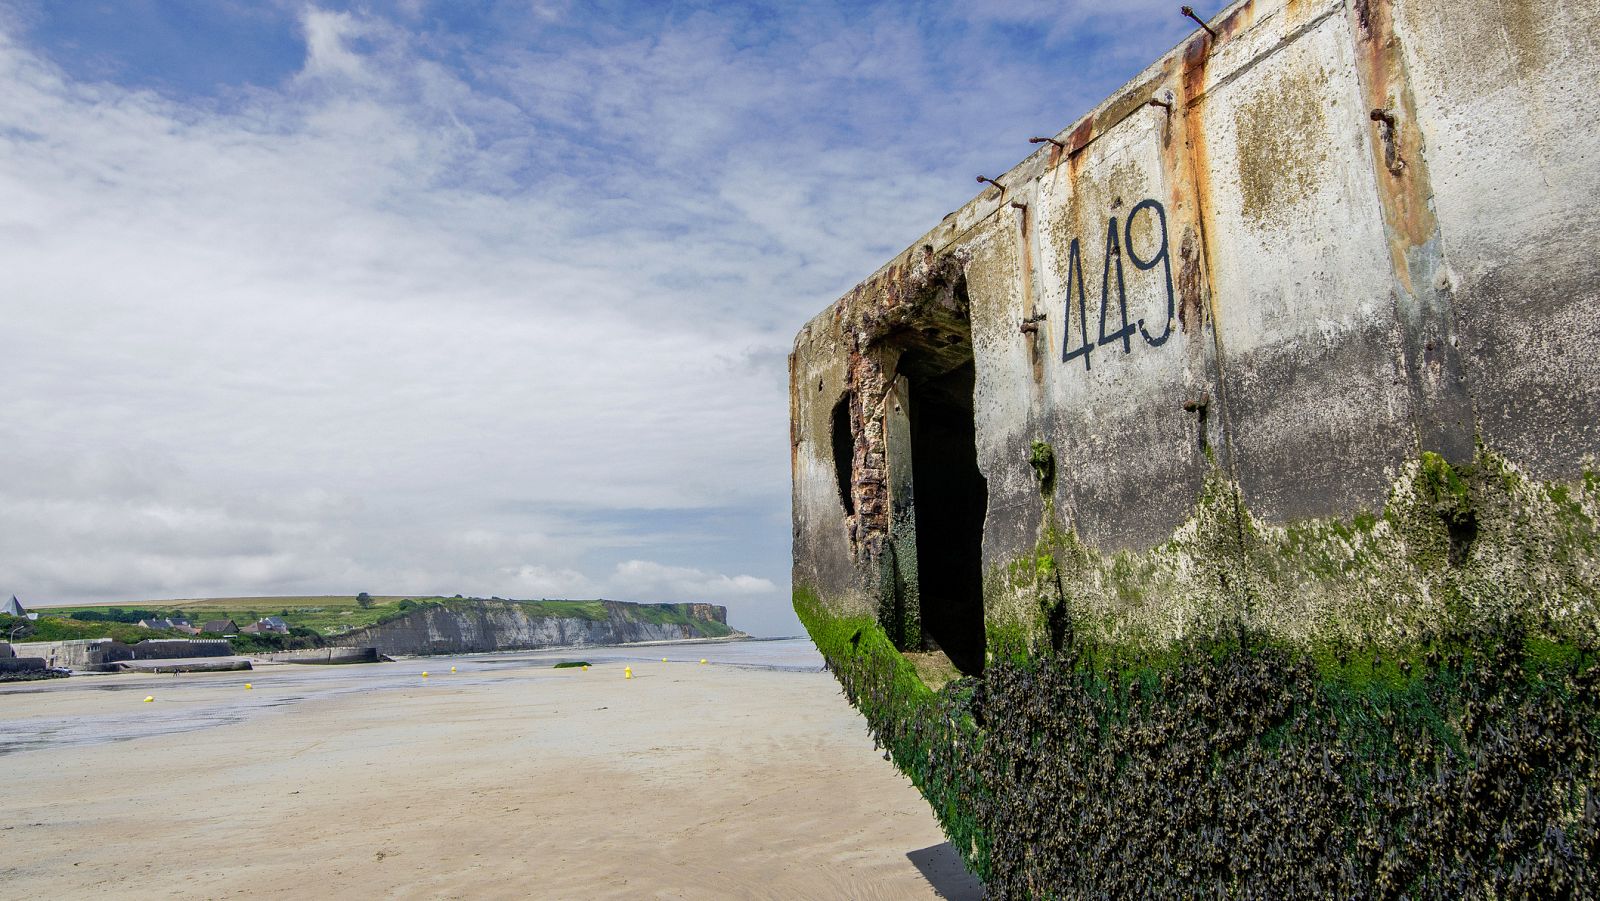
[1060, 198, 1175, 370]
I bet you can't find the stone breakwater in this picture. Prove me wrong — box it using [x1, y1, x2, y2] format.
[326, 601, 735, 656]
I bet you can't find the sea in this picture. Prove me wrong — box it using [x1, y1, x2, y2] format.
[0, 637, 823, 756]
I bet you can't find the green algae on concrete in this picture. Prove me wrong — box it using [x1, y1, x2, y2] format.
[796, 447, 1600, 895]
[984, 448, 1600, 660]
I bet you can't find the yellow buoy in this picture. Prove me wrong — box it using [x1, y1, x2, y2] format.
[143, 696, 154, 703]
[422, 671, 429, 678]
[582, 665, 589, 671]
[624, 666, 632, 679]
[700, 659, 707, 665]
[450, 666, 456, 673]
[662, 657, 668, 662]
[245, 683, 253, 690]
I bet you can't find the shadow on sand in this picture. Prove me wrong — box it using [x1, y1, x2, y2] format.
[906, 843, 984, 899]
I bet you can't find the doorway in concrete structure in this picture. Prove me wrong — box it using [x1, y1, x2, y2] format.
[893, 342, 988, 677]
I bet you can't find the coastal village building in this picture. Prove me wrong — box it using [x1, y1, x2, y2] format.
[240, 617, 289, 635]
[200, 619, 239, 635]
[790, 0, 1600, 892]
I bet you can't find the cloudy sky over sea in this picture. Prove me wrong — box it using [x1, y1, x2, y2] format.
[0, 0, 1194, 636]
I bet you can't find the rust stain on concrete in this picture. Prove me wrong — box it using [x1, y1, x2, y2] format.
[1352, 0, 1439, 292]
[1179, 34, 1220, 337]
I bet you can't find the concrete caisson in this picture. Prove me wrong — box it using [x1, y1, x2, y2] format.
[790, 0, 1600, 892]
[793, 0, 1600, 666]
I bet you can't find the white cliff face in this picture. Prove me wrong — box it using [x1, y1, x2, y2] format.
[327, 601, 732, 656]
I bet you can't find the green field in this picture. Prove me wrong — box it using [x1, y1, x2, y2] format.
[1, 614, 191, 645]
[34, 596, 432, 636]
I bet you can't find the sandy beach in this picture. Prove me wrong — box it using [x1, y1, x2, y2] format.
[0, 641, 981, 899]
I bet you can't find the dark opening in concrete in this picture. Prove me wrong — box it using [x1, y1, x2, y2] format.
[901, 351, 988, 676]
[1445, 509, 1478, 567]
[831, 395, 856, 516]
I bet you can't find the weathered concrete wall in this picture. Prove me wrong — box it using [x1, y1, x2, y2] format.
[10, 639, 131, 671]
[792, 0, 1600, 654]
[8, 638, 233, 671]
[1395, 0, 1600, 478]
[129, 639, 232, 659]
[257, 646, 381, 665]
[0, 657, 47, 674]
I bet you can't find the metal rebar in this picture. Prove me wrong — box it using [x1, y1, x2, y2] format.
[1181, 6, 1217, 38]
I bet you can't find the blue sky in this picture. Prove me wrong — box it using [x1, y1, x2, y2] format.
[0, 0, 1196, 635]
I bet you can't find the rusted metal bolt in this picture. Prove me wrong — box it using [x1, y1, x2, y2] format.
[1009, 201, 1028, 211]
[1020, 313, 1047, 335]
[1181, 6, 1217, 38]
[1148, 98, 1173, 110]
[976, 175, 1005, 195]
[1028, 136, 1066, 149]
[1370, 108, 1406, 173]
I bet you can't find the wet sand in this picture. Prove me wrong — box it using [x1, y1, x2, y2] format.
[0, 642, 981, 899]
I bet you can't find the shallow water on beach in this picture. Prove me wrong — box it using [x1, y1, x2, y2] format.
[480, 635, 825, 671]
[0, 637, 823, 756]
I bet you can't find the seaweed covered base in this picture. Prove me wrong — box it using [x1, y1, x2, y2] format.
[805, 598, 1600, 898]
[796, 450, 1600, 898]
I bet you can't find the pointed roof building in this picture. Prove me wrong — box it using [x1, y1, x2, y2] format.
[2, 596, 25, 617]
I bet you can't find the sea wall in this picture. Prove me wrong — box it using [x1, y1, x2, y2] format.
[327, 601, 732, 656]
[256, 647, 381, 665]
[10, 639, 129, 671]
[9, 638, 233, 671]
[0, 656, 55, 682]
[130, 639, 232, 659]
[790, 0, 1600, 894]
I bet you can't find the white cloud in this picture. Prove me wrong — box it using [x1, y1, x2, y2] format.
[298, 8, 372, 82]
[497, 564, 597, 599]
[607, 560, 777, 603]
[0, 3, 1193, 637]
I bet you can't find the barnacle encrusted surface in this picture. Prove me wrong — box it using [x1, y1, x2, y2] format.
[797, 450, 1600, 898]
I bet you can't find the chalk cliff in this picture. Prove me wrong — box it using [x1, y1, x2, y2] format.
[326, 600, 736, 656]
